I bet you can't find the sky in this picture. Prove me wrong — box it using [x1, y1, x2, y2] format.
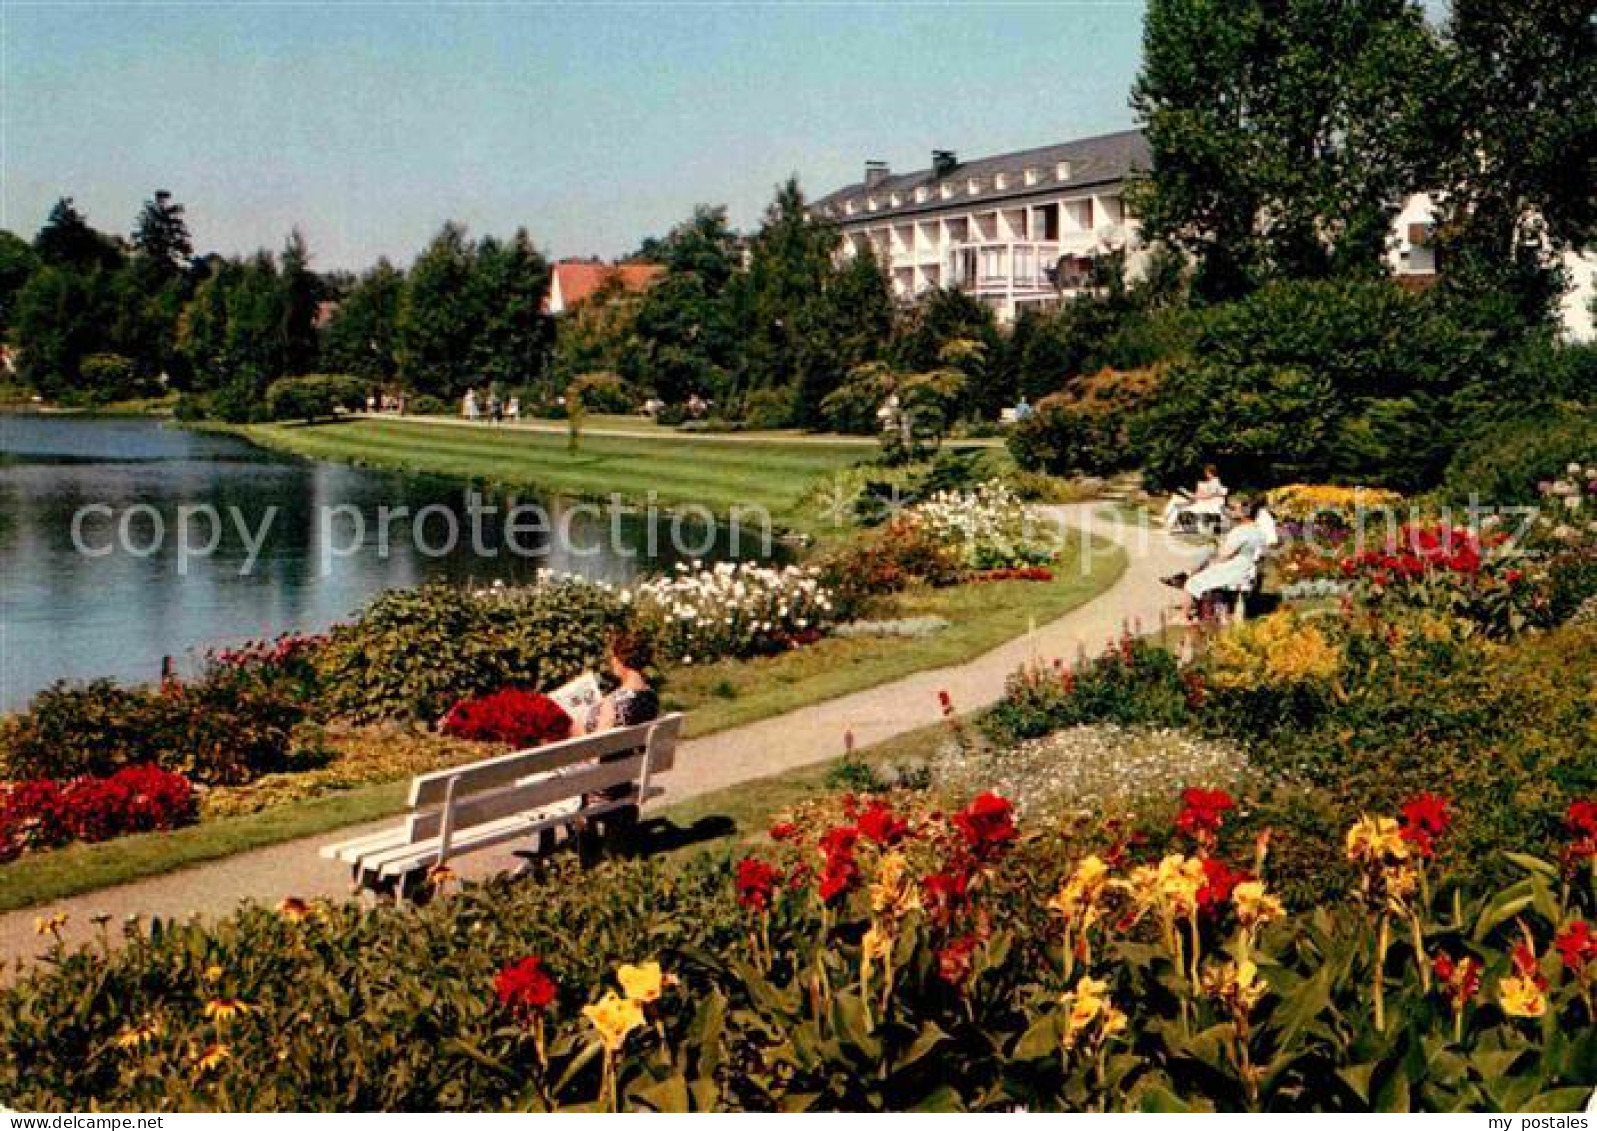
[4, 2, 1157, 271]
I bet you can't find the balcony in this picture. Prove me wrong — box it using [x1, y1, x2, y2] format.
[946, 240, 1066, 297]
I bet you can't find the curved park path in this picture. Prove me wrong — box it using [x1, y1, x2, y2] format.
[0, 504, 1197, 978]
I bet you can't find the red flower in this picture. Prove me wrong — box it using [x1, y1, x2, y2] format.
[1196, 857, 1249, 917]
[922, 868, 970, 924]
[936, 935, 981, 986]
[1569, 800, 1597, 840]
[816, 824, 861, 903]
[736, 857, 782, 912]
[952, 792, 1017, 855]
[494, 955, 557, 1021]
[441, 688, 571, 748]
[857, 800, 909, 846]
[768, 821, 799, 842]
[1175, 787, 1236, 845]
[1554, 921, 1596, 973]
[937, 690, 956, 719]
[1432, 951, 1481, 1007]
[1399, 793, 1451, 859]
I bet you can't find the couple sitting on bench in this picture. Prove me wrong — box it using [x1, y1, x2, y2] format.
[1163, 497, 1279, 622]
[1162, 464, 1229, 532]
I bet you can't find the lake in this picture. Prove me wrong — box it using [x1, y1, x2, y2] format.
[0, 414, 768, 710]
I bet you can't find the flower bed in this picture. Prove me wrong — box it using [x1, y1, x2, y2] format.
[911, 481, 1057, 571]
[3, 783, 1593, 1111]
[0, 765, 195, 862]
[441, 688, 572, 747]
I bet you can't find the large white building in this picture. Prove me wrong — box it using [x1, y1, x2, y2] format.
[811, 130, 1152, 323]
[816, 129, 1595, 341]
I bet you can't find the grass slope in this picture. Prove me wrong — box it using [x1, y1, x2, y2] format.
[241, 418, 872, 532]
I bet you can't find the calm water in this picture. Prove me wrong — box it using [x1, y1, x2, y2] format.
[0, 414, 765, 709]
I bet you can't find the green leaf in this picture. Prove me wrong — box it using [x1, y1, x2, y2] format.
[1137, 1084, 1193, 1113]
[1519, 1087, 1593, 1114]
[1338, 1061, 1380, 1105]
[1011, 1013, 1060, 1061]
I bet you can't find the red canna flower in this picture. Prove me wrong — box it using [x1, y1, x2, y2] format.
[936, 935, 981, 986]
[1553, 920, 1596, 973]
[857, 800, 909, 846]
[1175, 787, 1235, 848]
[768, 821, 799, 842]
[952, 792, 1017, 855]
[1399, 793, 1451, 858]
[1196, 857, 1249, 917]
[735, 857, 782, 912]
[921, 868, 970, 925]
[442, 688, 572, 748]
[1568, 800, 1597, 840]
[1432, 951, 1481, 1007]
[494, 955, 557, 1022]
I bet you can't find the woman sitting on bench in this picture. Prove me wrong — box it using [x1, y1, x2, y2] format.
[1179, 498, 1268, 622]
[1162, 464, 1227, 529]
[585, 630, 659, 734]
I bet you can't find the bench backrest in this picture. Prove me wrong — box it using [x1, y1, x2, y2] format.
[403, 714, 683, 847]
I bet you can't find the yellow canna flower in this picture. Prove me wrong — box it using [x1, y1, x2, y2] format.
[33, 912, 68, 937]
[869, 852, 921, 921]
[616, 961, 664, 1004]
[1155, 854, 1207, 917]
[203, 964, 224, 983]
[1232, 881, 1284, 929]
[1497, 975, 1547, 1019]
[1049, 855, 1110, 925]
[583, 990, 646, 1052]
[1346, 815, 1409, 865]
[1060, 975, 1124, 1050]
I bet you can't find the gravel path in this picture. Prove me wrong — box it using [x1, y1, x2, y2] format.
[0, 504, 1195, 979]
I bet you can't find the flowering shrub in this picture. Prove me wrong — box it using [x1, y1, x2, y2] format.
[1264, 484, 1403, 522]
[909, 481, 1057, 571]
[816, 518, 964, 618]
[7, 785, 1594, 1111]
[981, 638, 1193, 745]
[1204, 611, 1340, 691]
[632, 561, 835, 664]
[441, 688, 572, 748]
[0, 765, 195, 862]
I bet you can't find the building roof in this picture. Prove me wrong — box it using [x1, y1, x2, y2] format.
[547, 261, 665, 314]
[812, 128, 1151, 221]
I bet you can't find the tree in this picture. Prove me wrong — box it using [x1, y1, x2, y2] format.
[277, 229, 321, 377]
[131, 191, 193, 276]
[623, 206, 743, 404]
[892, 287, 999, 418]
[321, 258, 404, 379]
[13, 265, 118, 396]
[398, 223, 481, 398]
[1129, 0, 1440, 299]
[32, 198, 121, 271]
[0, 231, 39, 341]
[471, 228, 553, 389]
[1428, 0, 1597, 331]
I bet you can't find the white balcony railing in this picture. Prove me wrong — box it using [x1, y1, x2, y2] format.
[946, 241, 1063, 295]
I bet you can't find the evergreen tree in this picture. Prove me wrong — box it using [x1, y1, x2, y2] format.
[32, 198, 121, 271]
[472, 228, 553, 389]
[277, 229, 321, 376]
[321, 258, 405, 379]
[130, 191, 193, 276]
[397, 222, 482, 398]
[0, 231, 39, 342]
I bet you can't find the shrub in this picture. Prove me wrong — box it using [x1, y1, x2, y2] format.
[741, 387, 796, 430]
[409, 394, 447, 415]
[632, 562, 834, 663]
[0, 668, 307, 786]
[1007, 368, 1160, 477]
[316, 579, 630, 723]
[910, 481, 1057, 570]
[0, 765, 196, 862]
[568, 371, 635, 415]
[981, 639, 1194, 745]
[1442, 411, 1597, 507]
[441, 688, 573, 747]
[264, 374, 367, 422]
[816, 516, 964, 619]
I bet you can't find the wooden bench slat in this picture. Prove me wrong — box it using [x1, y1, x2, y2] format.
[404, 756, 643, 842]
[407, 714, 682, 806]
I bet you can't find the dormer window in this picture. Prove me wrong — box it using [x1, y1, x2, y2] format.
[867, 196, 879, 212]
[1024, 167, 1040, 186]
[940, 183, 954, 200]
[1055, 161, 1071, 181]
[889, 192, 902, 207]
[966, 177, 981, 195]
[914, 186, 930, 203]
[845, 200, 857, 216]
[994, 173, 1009, 190]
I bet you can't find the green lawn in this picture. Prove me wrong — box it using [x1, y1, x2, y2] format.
[240, 418, 874, 533]
[0, 544, 1124, 911]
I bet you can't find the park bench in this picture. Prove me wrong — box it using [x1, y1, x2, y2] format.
[321, 713, 684, 898]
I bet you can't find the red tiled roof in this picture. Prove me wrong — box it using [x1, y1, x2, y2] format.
[547, 261, 664, 313]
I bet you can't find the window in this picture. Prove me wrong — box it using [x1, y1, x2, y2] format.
[845, 200, 857, 216]
[1024, 167, 1040, 186]
[889, 192, 902, 208]
[994, 172, 1009, 190]
[915, 186, 930, 203]
[940, 183, 954, 200]
[967, 177, 982, 195]
[867, 196, 879, 212]
[1055, 160, 1071, 181]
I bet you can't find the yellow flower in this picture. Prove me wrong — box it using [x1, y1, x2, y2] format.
[192, 1043, 231, 1074]
[33, 912, 68, 936]
[1049, 855, 1110, 925]
[203, 997, 253, 1022]
[1060, 975, 1125, 1050]
[1155, 854, 1207, 917]
[869, 852, 920, 921]
[1232, 881, 1283, 929]
[203, 964, 224, 983]
[1345, 816, 1408, 865]
[113, 1017, 162, 1050]
[616, 961, 664, 1004]
[583, 990, 646, 1052]
[1498, 975, 1547, 1019]
[1204, 959, 1267, 1014]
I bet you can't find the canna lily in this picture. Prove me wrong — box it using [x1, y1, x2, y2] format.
[869, 852, 921, 921]
[1048, 855, 1110, 926]
[1498, 974, 1548, 1019]
[1059, 975, 1128, 1050]
[583, 990, 646, 1052]
[1346, 815, 1409, 865]
[1232, 880, 1283, 930]
[616, 961, 664, 1004]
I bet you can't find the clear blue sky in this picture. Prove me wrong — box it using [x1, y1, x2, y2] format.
[4, 2, 1156, 271]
